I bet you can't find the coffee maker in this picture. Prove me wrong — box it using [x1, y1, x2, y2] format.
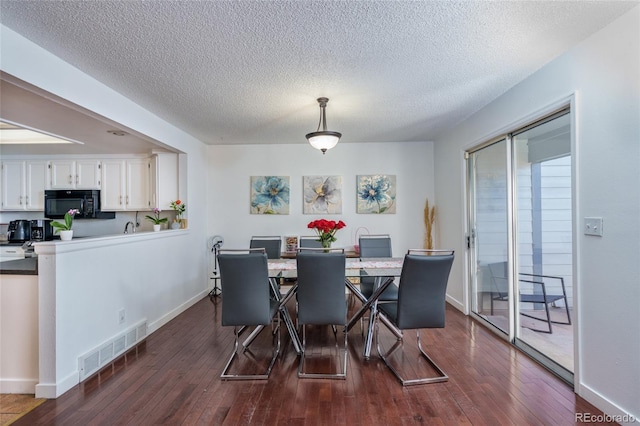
[7, 220, 31, 243]
[30, 219, 54, 241]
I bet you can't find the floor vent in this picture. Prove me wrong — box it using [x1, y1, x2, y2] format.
[78, 319, 147, 381]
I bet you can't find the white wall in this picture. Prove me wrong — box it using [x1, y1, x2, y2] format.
[0, 275, 39, 393]
[433, 6, 639, 419]
[1, 25, 211, 397]
[207, 142, 434, 258]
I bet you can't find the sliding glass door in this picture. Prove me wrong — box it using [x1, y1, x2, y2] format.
[468, 138, 512, 335]
[467, 108, 574, 383]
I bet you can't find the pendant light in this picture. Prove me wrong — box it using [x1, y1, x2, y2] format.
[306, 97, 342, 154]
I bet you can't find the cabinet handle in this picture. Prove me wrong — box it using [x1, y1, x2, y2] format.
[76, 175, 79, 184]
[25, 196, 29, 205]
[126, 196, 129, 205]
[19, 196, 23, 205]
[120, 196, 123, 205]
[69, 174, 73, 184]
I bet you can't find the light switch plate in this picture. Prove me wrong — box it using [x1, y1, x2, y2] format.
[584, 217, 603, 236]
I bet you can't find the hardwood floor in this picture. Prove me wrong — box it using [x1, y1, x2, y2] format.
[14, 296, 606, 425]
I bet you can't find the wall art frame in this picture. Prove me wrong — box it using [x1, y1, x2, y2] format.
[356, 174, 396, 214]
[250, 176, 291, 214]
[303, 175, 343, 214]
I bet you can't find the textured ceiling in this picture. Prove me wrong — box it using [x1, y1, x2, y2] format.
[0, 1, 637, 148]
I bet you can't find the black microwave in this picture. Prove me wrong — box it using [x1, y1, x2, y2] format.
[44, 190, 115, 219]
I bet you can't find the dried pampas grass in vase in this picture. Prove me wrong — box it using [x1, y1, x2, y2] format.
[424, 198, 436, 250]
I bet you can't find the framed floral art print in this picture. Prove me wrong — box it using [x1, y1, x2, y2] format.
[250, 176, 290, 214]
[357, 175, 396, 214]
[303, 175, 342, 214]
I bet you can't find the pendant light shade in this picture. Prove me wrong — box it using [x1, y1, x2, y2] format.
[306, 97, 341, 154]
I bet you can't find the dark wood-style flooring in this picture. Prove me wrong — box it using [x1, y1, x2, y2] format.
[15, 294, 607, 425]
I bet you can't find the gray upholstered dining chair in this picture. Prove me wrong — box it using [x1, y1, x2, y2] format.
[249, 236, 282, 259]
[359, 234, 398, 302]
[218, 248, 280, 380]
[375, 249, 454, 386]
[296, 248, 348, 379]
[298, 235, 323, 248]
[357, 234, 399, 345]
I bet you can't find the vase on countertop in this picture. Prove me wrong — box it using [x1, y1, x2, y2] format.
[171, 221, 181, 230]
[153, 224, 161, 232]
[59, 230, 73, 241]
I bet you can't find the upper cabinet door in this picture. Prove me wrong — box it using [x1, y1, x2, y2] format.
[50, 160, 76, 189]
[25, 160, 49, 210]
[101, 159, 126, 210]
[76, 159, 101, 189]
[51, 159, 101, 189]
[101, 158, 150, 211]
[125, 158, 151, 210]
[0, 160, 49, 211]
[1, 161, 27, 210]
[150, 153, 178, 210]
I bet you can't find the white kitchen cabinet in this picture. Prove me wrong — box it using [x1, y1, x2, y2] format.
[101, 158, 151, 211]
[150, 152, 178, 210]
[50, 159, 101, 189]
[0, 160, 49, 211]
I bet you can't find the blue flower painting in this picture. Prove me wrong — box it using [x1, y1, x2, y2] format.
[250, 176, 290, 214]
[357, 175, 396, 214]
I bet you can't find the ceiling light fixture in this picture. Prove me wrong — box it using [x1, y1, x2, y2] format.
[0, 121, 77, 145]
[306, 97, 341, 154]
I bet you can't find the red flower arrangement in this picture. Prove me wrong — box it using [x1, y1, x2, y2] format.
[307, 219, 347, 248]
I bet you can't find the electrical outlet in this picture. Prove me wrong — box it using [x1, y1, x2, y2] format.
[118, 309, 126, 324]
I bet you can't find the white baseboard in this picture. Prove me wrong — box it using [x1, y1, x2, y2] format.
[35, 370, 78, 399]
[0, 378, 38, 394]
[446, 294, 465, 313]
[577, 382, 639, 423]
[147, 289, 209, 335]
[32, 290, 208, 400]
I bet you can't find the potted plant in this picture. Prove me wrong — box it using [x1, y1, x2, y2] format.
[307, 219, 346, 250]
[170, 199, 186, 229]
[50, 209, 80, 240]
[145, 208, 168, 231]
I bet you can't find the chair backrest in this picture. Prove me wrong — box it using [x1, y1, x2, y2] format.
[487, 261, 508, 297]
[359, 234, 392, 258]
[249, 236, 282, 259]
[296, 251, 347, 325]
[218, 249, 271, 326]
[394, 250, 454, 330]
[299, 235, 323, 248]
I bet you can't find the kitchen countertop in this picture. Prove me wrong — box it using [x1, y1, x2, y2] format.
[0, 229, 189, 276]
[0, 257, 38, 275]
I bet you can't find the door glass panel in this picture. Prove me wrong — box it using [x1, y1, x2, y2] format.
[513, 113, 573, 372]
[469, 139, 510, 334]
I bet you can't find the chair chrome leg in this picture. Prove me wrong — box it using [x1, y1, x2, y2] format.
[376, 325, 448, 386]
[221, 317, 281, 380]
[297, 324, 347, 379]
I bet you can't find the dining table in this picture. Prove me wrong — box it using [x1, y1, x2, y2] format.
[245, 257, 405, 358]
[279, 250, 361, 259]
